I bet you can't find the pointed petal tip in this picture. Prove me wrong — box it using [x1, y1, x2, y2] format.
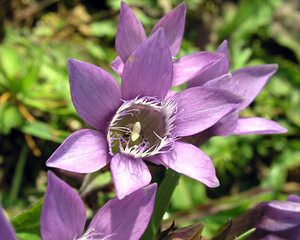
[111, 154, 152, 199]
[67, 58, 81, 68]
[151, 2, 186, 56]
[120, 1, 130, 11]
[177, 2, 187, 12]
[208, 177, 220, 188]
[145, 182, 158, 194]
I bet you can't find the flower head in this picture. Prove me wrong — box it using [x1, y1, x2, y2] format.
[41, 172, 157, 240]
[46, 8, 242, 199]
[110, 3, 286, 146]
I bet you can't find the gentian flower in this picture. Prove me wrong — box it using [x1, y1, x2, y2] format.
[46, 28, 242, 198]
[185, 41, 287, 144]
[0, 205, 16, 240]
[0, 172, 157, 240]
[111, 2, 286, 145]
[41, 172, 157, 240]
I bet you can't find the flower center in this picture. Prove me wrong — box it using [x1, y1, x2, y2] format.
[107, 97, 177, 158]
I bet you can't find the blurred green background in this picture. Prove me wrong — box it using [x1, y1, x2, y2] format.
[0, 0, 299, 239]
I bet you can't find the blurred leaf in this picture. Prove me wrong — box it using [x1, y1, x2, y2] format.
[219, 0, 282, 39]
[17, 232, 41, 240]
[21, 53, 42, 94]
[0, 46, 23, 88]
[0, 103, 23, 134]
[171, 176, 207, 210]
[11, 199, 43, 235]
[90, 21, 116, 38]
[21, 121, 69, 143]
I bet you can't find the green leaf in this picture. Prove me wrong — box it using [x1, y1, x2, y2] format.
[0, 46, 23, 91]
[21, 121, 70, 143]
[11, 199, 43, 235]
[16, 232, 41, 240]
[171, 176, 207, 210]
[90, 21, 116, 38]
[0, 103, 23, 134]
[21, 53, 42, 93]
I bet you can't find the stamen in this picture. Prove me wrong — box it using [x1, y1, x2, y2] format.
[131, 121, 141, 142]
[107, 96, 177, 158]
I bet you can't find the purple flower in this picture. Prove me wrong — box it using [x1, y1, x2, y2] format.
[46, 28, 242, 199]
[111, 2, 223, 87]
[41, 172, 157, 240]
[250, 195, 300, 240]
[111, 2, 286, 145]
[0, 172, 157, 240]
[0, 206, 16, 240]
[186, 41, 287, 143]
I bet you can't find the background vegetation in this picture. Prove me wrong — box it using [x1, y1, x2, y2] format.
[0, 0, 299, 239]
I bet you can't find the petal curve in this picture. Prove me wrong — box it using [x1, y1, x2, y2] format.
[174, 86, 242, 137]
[86, 184, 157, 240]
[111, 154, 151, 199]
[188, 40, 230, 87]
[41, 172, 86, 240]
[231, 64, 278, 110]
[68, 58, 121, 131]
[122, 29, 173, 100]
[46, 129, 110, 173]
[151, 3, 186, 56]
[116, 2, 146, 62]
[232, 117, 287, 135]
[172, 52, 223, 86]
[160, 141, 219, 187]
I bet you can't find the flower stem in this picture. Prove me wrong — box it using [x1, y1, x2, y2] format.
[141, 169, 180, 240]
[9, 145, 28, 204]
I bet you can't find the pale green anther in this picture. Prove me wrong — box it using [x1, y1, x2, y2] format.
[130, 121, 141, 142]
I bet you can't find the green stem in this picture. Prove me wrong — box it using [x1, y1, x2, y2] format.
[9, 145, 28, 204]
[141, 169, 180, 240]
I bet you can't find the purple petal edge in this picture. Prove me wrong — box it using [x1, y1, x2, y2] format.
[41, 172, 86, 240]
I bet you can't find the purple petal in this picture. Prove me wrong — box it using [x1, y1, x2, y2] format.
[116, 2, 146, 62]
[203, 73, 233, 91]
[150, 3, 186, 56]
[46, 129, 110, 173]
[122, 29, 173, 100]
[0, 206, 16, 240]
[111, 154, 152, 199]
[172, 52, 223, 86]
[188, 40, 230, 87]
[68, 58, 121, 131]
[111, 56, 124, 76]
[232, 118, 287, 135]
[288, 195, 300, 203]
[257, 201, 300, 232]
[86, 183, 157, 240]
[41, 172, 86, 240]
[159, 141, 219, 187]
[174, 86, 242, 137]
[231, 64, 278, 110]
[260, 235, 286, 240]
[209, 111, 239, 136]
